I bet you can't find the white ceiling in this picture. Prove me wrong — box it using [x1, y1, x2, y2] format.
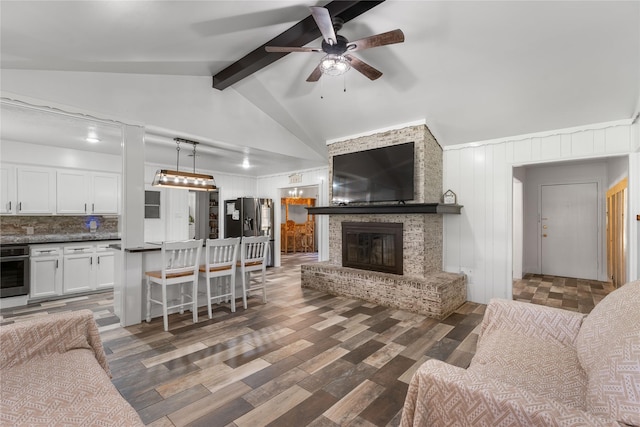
[1, 1, 639, 175]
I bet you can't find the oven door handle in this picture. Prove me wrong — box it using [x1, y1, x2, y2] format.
[0, 255, 30, 262]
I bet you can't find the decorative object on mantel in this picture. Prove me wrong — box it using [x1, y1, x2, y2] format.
[152, 138, 217, 191]
[442, 190, 457, 205]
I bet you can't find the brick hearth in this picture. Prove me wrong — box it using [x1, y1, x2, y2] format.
[301, 124, 466, 319]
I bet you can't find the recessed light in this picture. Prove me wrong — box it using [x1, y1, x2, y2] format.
[242, 158, 250, 169]
[86, 137, 100, 143]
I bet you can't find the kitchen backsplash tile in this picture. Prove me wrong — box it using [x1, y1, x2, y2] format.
[0, 216, 119, 236]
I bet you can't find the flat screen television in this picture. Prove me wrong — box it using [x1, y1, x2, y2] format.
[332, 142, 415, 204]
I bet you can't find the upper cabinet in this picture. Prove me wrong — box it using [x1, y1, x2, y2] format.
[0, 165, 17, 214]
[56, 171, 119, 215]
[90, 173, 119, 214]
[17, 166, 56, 214]
[57, 170, 89, 214]
[0, 164, 120, 216]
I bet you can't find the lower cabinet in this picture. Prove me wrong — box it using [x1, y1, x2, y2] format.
[95, 243, 115, 289]
[30, 241, 116, 300]
[63, 245, 94, 293]
[30, 247, 62, 299]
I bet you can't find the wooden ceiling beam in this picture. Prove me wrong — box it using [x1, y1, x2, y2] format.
[212, 0, 385, 90]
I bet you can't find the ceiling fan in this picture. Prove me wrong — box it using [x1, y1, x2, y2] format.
[265, 6, 404, 82]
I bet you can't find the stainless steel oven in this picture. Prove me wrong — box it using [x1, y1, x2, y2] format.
[0, 245, 30, 298]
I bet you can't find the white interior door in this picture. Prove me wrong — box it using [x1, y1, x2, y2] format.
[540, 183, 598, 280]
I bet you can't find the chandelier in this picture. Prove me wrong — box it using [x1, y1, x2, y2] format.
[152, 138, 217, 191]
[319, 54, 351, 76]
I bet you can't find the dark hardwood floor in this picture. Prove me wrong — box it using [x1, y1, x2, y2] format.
[1, 253, 485, 426]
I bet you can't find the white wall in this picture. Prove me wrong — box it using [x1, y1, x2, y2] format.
[257, 167, 329, 266]
[522, 161, 608, 281]
[443, 120, 639, 304]
[1, 70, 324, 162]
[607, 156, 629, 188]
[1, 140, 121, 173]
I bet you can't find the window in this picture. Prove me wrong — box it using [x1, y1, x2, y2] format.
[144, 190, 161, 219]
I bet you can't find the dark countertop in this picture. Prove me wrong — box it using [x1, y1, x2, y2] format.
[1, 233, 121, 246]
[109, 242, 162, 253]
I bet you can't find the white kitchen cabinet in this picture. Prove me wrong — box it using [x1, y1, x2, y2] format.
[30, 246, 62, 298]
[56, 170, 90, 214]
[90, 173, 119, 214]
[95, 243, 115, 289]
[57, 171, 119, 215]
[63, 245, 94, 293]
[0, 165, 16, 214]
[17, 166, 56, 214]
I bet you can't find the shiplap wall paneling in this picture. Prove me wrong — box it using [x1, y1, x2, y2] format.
[443, 122, 637, 305]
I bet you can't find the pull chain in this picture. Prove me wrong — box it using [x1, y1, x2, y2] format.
[192, 143, 197, 173]
[175, 140, 181, 170]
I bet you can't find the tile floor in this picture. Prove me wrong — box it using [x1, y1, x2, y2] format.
[0, 256, 616, 426]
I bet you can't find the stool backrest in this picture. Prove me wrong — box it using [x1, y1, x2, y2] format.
[204, 237, 240, 270]
[240, 236, 269, 265]
[161, 239, 202, 279]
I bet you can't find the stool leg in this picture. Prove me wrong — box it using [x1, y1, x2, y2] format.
[192, 278, 198, 324]
[242, 269, 248, 309]
[146, 277, 151, 323]
[230, 274, 236, 313]
[206, 275, 212, 319]
[162, 283, 168, 332]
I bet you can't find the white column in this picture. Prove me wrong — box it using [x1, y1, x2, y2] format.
[115, 124, 145, 327]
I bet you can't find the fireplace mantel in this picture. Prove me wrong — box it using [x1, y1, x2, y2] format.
[306, 203, 462, 215]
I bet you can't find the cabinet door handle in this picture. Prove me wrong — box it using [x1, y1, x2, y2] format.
[18, 202, 21, 212]
[7, 201, 11, 211]
[90, 257, 93, 265]
[85, 203, 87, 213]
[97, 256, 100, 265]
[92, 203, 95, 213]
[55, 260, 59, 269]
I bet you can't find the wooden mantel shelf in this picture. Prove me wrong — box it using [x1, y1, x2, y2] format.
[306, 203, 463, 215]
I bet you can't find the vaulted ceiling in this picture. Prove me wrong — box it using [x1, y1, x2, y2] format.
[1, 1, 638, 175]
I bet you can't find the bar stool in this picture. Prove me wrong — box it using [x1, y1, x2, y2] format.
[284, 220, 296, 253]
[145, 239, 202, 332]
[238, 236, 270, 309]
[199, 237, 240, 317]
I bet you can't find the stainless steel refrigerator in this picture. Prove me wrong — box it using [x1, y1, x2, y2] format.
[224, 197, 274, 266]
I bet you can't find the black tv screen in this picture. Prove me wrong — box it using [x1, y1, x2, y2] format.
[332, 142, 415, 204]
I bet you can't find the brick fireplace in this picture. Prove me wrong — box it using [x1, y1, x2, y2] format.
[301, 124, 466, 320]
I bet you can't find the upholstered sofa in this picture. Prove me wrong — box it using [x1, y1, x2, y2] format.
[401, 280, 640, 426]
[0, 309, 143, 426]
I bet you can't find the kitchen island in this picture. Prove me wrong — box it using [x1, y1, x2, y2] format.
[112, 241, 254, 326]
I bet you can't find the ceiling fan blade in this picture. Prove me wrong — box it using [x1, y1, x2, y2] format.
[310, 6, 337, 45]
[345, 54, 382, 80]
[265, 46, 322, 53]
[347, 29, 405, 52]
[306, 64, 323, 82]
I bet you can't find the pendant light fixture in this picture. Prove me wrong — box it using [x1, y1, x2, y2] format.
[152, 138, 217, 191]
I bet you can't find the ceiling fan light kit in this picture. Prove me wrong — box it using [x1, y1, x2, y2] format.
[320, 54, 350, 76]
[265, 6, 404, 82]
[152, 138, 217, 192]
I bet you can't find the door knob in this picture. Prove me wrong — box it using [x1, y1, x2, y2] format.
[543, 234, 548, 237]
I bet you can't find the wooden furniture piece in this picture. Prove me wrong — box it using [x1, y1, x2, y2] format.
[145, 239, 202, 332]
[299, 220, 315, 252]
[199, 237, 240, 317]
[238, 236, 269, 309]
[283, 220, 297, 253]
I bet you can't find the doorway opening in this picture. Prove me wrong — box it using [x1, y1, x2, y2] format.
[511, 156, 628, 310]
[279, 185, 319, 262]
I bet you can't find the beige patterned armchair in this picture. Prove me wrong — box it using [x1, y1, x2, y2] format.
[401, 280, 640, 427]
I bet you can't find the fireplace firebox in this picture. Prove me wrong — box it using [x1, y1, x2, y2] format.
[342, 222, 403, 275]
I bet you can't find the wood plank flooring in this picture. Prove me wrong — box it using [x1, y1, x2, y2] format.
[2, 256, 610, 426]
